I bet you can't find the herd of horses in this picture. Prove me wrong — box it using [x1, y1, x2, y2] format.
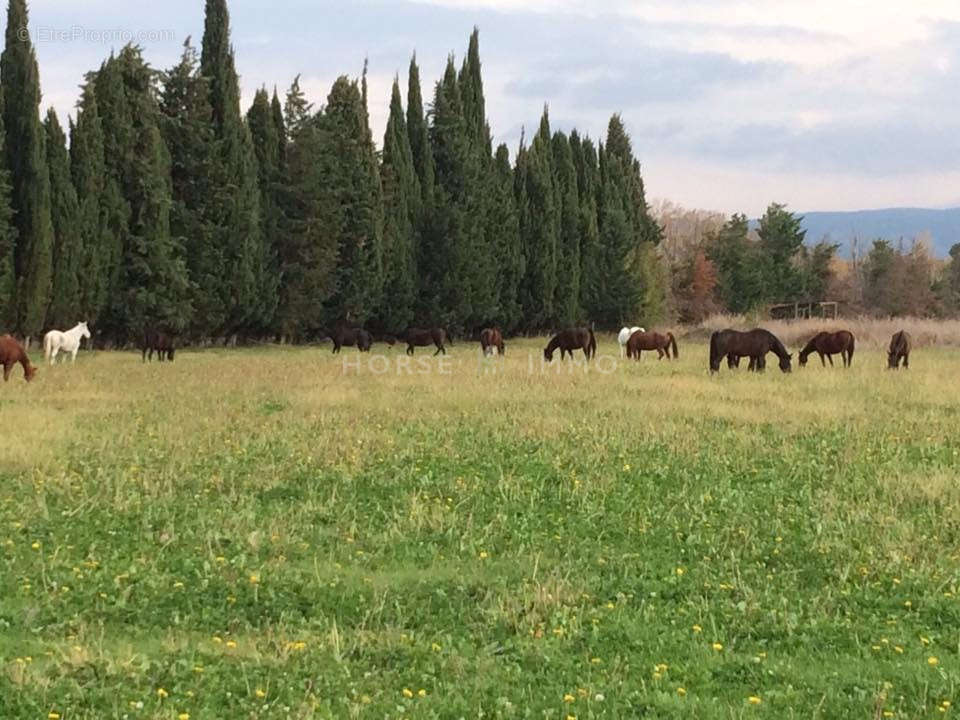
[0, 321, 917, 383]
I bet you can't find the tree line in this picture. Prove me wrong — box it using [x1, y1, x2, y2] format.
[1, 0, 953, 348]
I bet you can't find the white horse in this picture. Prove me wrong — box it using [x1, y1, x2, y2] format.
[618, 326, 645, 357]
[44, 321, 91, 365]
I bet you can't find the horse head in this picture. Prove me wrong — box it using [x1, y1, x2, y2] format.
[779, 354, 793, 373]
[543, 347, 554, 362]
[797, 350, 808, 367]
[79, 321, 91, 339]
[24, 364, 37, 382]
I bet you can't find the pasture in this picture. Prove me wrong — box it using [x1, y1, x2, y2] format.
[1, 337, 959, 719]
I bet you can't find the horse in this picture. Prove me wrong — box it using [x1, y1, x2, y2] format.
[480, 328, 505, 357]
[888, 330, 911, 370]
[544, 327, 597, 362]
[618, 326, 645, 358]
[142, 330, 176, 362]
[405, 328, 448, 356]
[329, 326, 372, 354]
[798, 330, 855, 368]
[709, 328, 792, 374]
[626, 330, 678, 361]
[43, 321, 90, 365]
[0, 335, 37, 382]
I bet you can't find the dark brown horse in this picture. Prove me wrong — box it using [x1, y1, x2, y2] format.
[405, 328, 449, 356]
[709, 329, 792, 374]
[480, 328, 505, 357]
[0, 335, 37, 382]
[799, 330, 855, 368]
[142, 330, 176, 362]
[888, 330, 911, 369]
[330, 326, 372, 354]
[626, 330, 678, 360]
[544, 327, 597, 362]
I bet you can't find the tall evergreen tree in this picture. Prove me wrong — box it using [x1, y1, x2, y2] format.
[324, 75, 384, 324]
[492, 143, 523, 332]
[201, 0, 264, 336]
[160, 38, 219, 339]
[377, 77, 419, 332]
[71, 83, 108, 324]
[43, 108, 82, 328]
[756, 203, 805, 303]
[275, 76, 337, 340]
[407, 54, 434, 204]
[246, 87, 283, 336]
[94, 47, 192, 341]
[0, 105, 14, 330]
[706, 213, 762, 314]
[2, 0, 53, 340]
[552, 131, 581, 326]
[517, 108, 559, 329]
[570, 131, 601, 320]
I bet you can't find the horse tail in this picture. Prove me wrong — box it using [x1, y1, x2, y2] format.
[667, 332, 678, 359]
[43, 332, 53, 363]
[588, 327, 597, 359]
[709, 332, 720, 372]
[848, 334, 855, 364]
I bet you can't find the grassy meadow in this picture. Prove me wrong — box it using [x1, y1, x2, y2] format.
[1, 334, 959, 719]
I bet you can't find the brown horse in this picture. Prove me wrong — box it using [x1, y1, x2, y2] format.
[626, 330, 678, 361]
[142, 329, 176, 362]
[0, 335, 37, 382]
[888, 330, 911, 369]
[405, 328, 449, 356]
[329, 326, 372, 353]
[544, 327, 597, 362]
[480, 328, 505, 357]
[798, 330, 855, 368]
[709, 328, 792, 374]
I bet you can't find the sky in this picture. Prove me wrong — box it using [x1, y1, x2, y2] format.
[20, 0, 960, 217]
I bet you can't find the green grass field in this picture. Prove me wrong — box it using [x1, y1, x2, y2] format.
[1, 338, 958, 719]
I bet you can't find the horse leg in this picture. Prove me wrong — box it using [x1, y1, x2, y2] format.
[827, 354, 834, 367]
[407, 344, 414, 356]
[3, 363, 10, 381]
[72, 348, 78, 363]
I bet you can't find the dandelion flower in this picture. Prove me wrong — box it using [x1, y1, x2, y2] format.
[418, 689, 427, 697]
[178, 714, 190, 720]
[249, 574, 259, 585]
[676, 567, 685, 576]
[479, 551, 488, 559]
[712, 642, 723, 651]
[431, 643, 442, 652]
[929, 656, 940, 666]
[677, 687, 687, 697]
[563, 693, 576, 703]
[255, 689, 266, 698]
[748, 696, 762, 705]
[48, 713, 60, 720]
[31, 541, 40, 550]
[692, 624, 702, 633]
[402, 688, 414, 699]
[226, 640, 237, 649]
[156, 688, 168, 698]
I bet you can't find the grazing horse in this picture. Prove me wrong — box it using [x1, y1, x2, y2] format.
[544, 327, 597, 362]
[888, 330, 911, 370]
[330, 326, 372, 354]
[142, 330, 176, 362]
[626, 330, 678, 361]
[43, 321, 90, 365]
[709, 328, 792, 374]
[0, 335, 37, 382]
[617, 326, 645, 358]
[798, 330, 855, 368]
[480, 328, 505, 357]
[405, 327, 449, 356]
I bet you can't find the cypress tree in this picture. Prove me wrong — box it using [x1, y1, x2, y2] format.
[43, 108, 82, 329]
[160, 38, 220, 339]
[518, 107, 559, 330]
[0, 106, 14, 329]
[275, 76, 337, 340]
[95, 47, 192, 341]
[246, 87, 283, 337]
[377, 77, 419, 333]
[407, 54, 434, 203]
[2, 0, 53, 340]
[324, 75, 384, 324]
[201, 0, 263, 336]
[570, 131, 601, 320]
[424, 57, 475, 328]
[492, 143, 523, 332]
[551, 131, 581, 326]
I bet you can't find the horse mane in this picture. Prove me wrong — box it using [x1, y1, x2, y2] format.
[764, 330, 790, 360]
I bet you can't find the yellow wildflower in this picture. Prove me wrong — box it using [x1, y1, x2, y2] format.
[249, 574, 259, 585]
[48, 714, 60, 720]
[402, 688, 414, 699]
[178, 714, 190, 720]
[418, 689, 427, 697]
[748, 696, 762, 705]
[156, 688, 168, 698]
[929, 656, 940, 666]
[563, 693, 576, 703]
[676, 567, 685, 576]
[677, 687, 687, 697]
[712, 642, 723, 651]
[692, 624, 702, 633]
[255, 689, 266, 698]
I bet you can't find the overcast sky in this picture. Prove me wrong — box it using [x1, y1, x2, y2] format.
[21, 0, 960, 216]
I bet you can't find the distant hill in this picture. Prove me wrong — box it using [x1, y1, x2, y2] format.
[793, 207, 960, 258]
